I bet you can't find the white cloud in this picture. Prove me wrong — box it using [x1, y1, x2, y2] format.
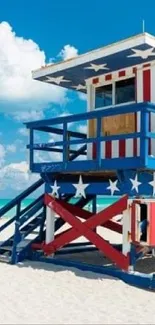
[6, 144, 16, 153]
[0, 161, 39, 191]
[78, 92, 87, 101]
[18, 127, 28, 136]
[58, 44, 78, 60]
[0, 21, 67, 113]
[0, 144, 6, 166]
[78, 124, 87, 134]
[13, 109, 45, 122]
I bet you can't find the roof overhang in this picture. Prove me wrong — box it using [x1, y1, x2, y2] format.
[32, 33, 155, 93]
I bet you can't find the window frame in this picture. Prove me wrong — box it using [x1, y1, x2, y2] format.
[93, 75, 136, 110]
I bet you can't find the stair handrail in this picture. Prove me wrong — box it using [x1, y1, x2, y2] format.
[0, 178, 44, 218]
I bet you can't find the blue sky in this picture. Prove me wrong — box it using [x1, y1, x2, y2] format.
[0, 0, 155, 198]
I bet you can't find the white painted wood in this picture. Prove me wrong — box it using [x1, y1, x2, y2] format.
[122, 208, 131, 256]
[46, 206, 55, 245]
[32, 33, 155, 79]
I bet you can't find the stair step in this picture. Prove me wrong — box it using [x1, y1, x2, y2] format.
[0, 246, 12, 251]
[0, 254, 10, 263]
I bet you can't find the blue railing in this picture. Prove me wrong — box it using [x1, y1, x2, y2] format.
[25, 102, 155, 173]
[0, 178, 45, 263]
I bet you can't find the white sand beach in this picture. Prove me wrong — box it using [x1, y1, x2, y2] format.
[0, 218, 155, 324]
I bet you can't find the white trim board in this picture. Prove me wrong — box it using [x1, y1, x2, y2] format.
[32, 33, 155, 79]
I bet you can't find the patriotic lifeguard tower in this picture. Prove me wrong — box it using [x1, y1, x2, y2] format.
[1, 32, 155, 290]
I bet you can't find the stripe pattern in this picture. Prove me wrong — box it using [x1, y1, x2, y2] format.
[91, 63, 155, 159]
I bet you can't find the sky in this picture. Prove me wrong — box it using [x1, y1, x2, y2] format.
[0, 0, 155, 198]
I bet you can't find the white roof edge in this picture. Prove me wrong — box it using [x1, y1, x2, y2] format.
[32, 32, 155, 79]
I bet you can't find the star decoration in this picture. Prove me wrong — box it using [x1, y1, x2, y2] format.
[127, 48, 155, 59]
[45, 76, 70, 85]
[149, 173, 155, 196]
[50, 180, 60, 198]
[72, 84, 86, 90]
[107, 179, 120, 196]
[130, 174, 141, 193]
[84, 63, 109, 72]
[73, 175, 89, 198]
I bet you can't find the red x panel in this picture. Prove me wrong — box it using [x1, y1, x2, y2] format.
[43, 194, 129, 270]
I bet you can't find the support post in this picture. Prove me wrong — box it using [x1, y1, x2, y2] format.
[46, 205, 55, 245]
[122, 206, 131, 256]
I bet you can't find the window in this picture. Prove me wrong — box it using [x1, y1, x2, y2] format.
[94, 77, 135, 109]
[95, 84, 112, 109]
[115, 78, 135, 105]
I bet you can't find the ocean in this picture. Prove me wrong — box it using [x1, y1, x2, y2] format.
[0, 197, 119, 218]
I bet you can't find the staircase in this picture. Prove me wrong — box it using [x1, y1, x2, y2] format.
[0, 179, 45, 264]
[0, 141, 88, 265]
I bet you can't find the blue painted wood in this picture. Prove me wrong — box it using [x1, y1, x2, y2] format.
[31, 254, 155, 290]
[0, 179, 44, 218]
[33, 126, 86, 139]
[45, 169, 155, 197]
[32, 43, 155, 94]
[30, 132, 141, 149]
[25, 102, 155, 174]
[30, 128, 34, 170]
[19, 200, 43, 226]
[25, 102, 155, 128]
[33, 156, 143, 174]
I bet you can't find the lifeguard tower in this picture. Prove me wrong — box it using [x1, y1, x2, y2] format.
[1, 32, 155, 289]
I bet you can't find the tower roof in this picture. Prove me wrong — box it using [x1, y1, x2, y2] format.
[32, 32, 155, 93]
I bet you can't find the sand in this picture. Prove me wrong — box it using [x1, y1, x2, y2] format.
[0, 218, 155, 324]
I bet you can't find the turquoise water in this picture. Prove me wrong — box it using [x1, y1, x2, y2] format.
[0, 197, 119, 218]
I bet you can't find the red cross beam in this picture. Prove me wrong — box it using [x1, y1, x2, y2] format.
[44, 194, 129, 270]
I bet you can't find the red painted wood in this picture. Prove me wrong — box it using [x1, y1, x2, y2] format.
[44, 195, 129, 270]
[59, 200, 122, 233]
[149, 203, 155, 246]
[143, 69, 151, 155]
[119, 140, 125, 157]
[143, 69, 151, 101]
[92, 143, 97, 159]
[105, 141, 112, 158]
[92, 78, 99, 84]
[118, 70, 126, 77]
[105, 74, 112, 81]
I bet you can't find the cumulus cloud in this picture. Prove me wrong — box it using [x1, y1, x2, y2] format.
[6, 144, 16, 153]
[0, 144, 6, 166]
[0, 161, 39, 192]
[18, 128, 28, 136]
[13, 109, 45, 122]
[0, 21, 67, 113]
[58, 44, 78, 60]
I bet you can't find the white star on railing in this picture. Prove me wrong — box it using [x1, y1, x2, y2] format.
[107, 179, 120, 196]
[149, 173, 155, 196]
[50, 180, 60, 198]
[73, 175, 89, 198]
[130, 174, 141, 193]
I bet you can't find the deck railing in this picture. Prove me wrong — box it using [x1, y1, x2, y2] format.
[25, 102, 155, 173]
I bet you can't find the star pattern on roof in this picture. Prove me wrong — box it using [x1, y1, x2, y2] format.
[45, 76, 70, 85]
[84, 63, 109, 72]
[72, 84, 86, 90]
[127, 48, 155, 59]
